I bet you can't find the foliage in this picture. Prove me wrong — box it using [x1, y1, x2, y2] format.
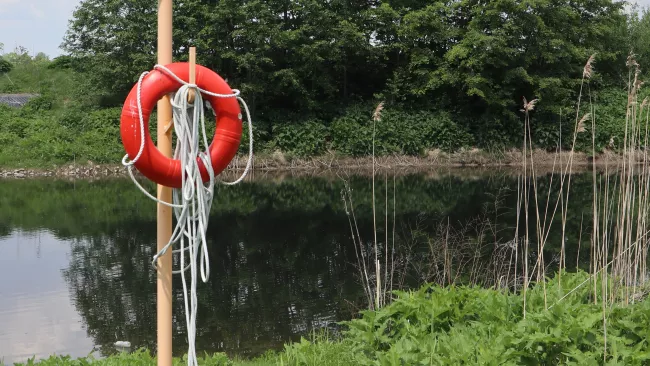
[280, 272, 650, 365]
[0, 57, 12, 74]
[331, 106, 474, 155]
[0, 105, 124, 166]
[336, 271, 650, 364]
[2, 0, 649, 164]
[1, 0, 649, 162]
[55, 0, 634, 151]
[270, 120, 329, 157]
[10, 272, 650, 365]
[628, 5, 650, 74]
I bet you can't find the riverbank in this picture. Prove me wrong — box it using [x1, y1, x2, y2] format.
[0, 149, 637, 180]
[10, 271, 650, 365]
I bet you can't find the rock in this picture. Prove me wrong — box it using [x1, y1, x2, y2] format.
[14, 173, 25, 178]
[114, 341, 131, 348]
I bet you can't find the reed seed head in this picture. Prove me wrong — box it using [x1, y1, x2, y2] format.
[577, 113, 590, 133]
[373, 102, 385, 122]
[635, 73, 644, 91]
[627, 52, 639, 68]
[584, 54, 596, 79]
[521, 97, 538, 113]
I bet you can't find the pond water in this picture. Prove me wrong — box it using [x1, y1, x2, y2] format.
[0, 170, 599, 364]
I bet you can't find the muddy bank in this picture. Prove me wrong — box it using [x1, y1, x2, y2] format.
[0, 149, 639, 180]
[0, 164, 126, 179]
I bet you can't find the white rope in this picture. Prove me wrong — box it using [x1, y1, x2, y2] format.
[120, 64, 254, 366]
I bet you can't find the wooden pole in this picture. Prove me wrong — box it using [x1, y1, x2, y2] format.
[188, 47, 196, 103]
[157, 1, 173, 366]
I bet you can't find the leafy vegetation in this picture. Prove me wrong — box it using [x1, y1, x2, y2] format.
[4, 1, 650, 166]
[9, 272, 650, 365]
[334, 271, 650, 365]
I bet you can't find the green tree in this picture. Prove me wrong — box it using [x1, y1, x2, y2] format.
[380, 0, 628, 147]
[62, 0, 159, 105]
[62, 0, 385, 116]
[59, 0, 633, 152]
[3, 46, 32, 65]
[628, 4, 650, 72]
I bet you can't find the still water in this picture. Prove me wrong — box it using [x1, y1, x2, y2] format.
[0, 170, 596, 364]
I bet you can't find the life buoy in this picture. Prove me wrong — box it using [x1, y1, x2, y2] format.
[120, 62, 242, 188]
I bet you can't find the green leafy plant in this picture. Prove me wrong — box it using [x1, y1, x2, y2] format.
[271, 120, 329, 157]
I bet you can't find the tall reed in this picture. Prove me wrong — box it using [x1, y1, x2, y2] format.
[516, 53, 650, 359]
[340, 102, 398, 311]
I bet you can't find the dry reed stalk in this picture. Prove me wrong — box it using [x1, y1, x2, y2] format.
[371, 102, 382, 309]
[577, 213, 584, 270]
[339, 102, 403, 311]
[383, 173, 389, 305]
[514, 175, 522, 294]
[390, 175, 396, 298]
[521, 97, 531, 318]
[341, 182, 373, 308]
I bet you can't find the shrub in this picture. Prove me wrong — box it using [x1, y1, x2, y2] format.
[0, 56, 12, 74]
[18, 94, 55, 112]
[331, 105, 473, 156]
[271, 120, 330, 157]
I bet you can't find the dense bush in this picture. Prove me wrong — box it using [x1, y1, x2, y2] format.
[330, 106, 474, 156]
[0, 50, 647, 168]
[270, 120, 329, 157]
[0, 56, 12, 74]
[4, 0, 650, 164]
[60, 0, 630, 148]
[0, 105, 124, 166]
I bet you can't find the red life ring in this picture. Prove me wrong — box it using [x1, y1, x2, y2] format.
[120, 62, 242, 188]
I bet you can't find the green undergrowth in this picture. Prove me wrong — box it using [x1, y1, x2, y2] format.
[0, 95, 635, 169]
[0, 53, 642, 167]
[10, 271, 650, 365]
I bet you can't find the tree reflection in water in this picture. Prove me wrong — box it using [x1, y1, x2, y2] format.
[0, 172, 599, 359]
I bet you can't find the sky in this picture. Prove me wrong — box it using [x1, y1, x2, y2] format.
[0, 0, 81, 58]
[3, 0, 650, 59]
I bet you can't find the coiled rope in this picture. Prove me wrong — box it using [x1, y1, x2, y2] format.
[121, 64, 253, 366]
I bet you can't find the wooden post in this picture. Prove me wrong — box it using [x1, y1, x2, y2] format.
[157, 1, 173, 366]
[188, 47, 196, 103]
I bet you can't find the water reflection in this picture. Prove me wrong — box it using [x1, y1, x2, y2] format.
[0, 172, 600, 363]
[0, 230, 94, 365]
